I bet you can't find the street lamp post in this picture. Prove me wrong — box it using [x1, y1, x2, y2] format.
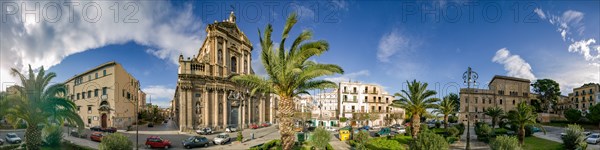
[463, 67, 478, 150]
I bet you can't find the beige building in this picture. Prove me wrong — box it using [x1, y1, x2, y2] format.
[569, 83, 600, 112]
[337, 81, 403, 127]
[172, 12, 276, 132]
[64, 61, 141, 129]
[138, 90, 146, 111]
[459, 75, 535, 123]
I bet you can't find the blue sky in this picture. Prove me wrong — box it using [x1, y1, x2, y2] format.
[1, 0, 599, 107]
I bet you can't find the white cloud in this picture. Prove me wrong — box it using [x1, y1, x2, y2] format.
[534, 8, 546, 19]
[377, 29, 409, 62]
[142, 85, 176, 107]
[290, 3, 315, 20]
[568, 39, 600, 61]
[324, 70, 370, 83]
[0, 1, 204, 86]
[492, 48, 536, 81]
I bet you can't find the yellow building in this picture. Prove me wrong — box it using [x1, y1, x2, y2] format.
[172, 12, 276, 132]
[459, 75, 534, 123]
[337, 81, 404, 127]
[64, 61, 141, 129]
[568, 83, 600, 112]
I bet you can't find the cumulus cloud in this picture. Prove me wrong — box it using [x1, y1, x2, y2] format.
[142, 85, 176, 107]
[568, 39, 600, 61]
[324, 70, 370, 83]
[0, 1, 204, 87]
[492, 48, 536, 81]
[377, 29, 410, 62]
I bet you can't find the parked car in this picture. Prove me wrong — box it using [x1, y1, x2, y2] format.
[90, 132, 104, 142]
[196, 127, 214, 135]
[145, 136, 172, 149]
[103, 127, 117, 133]
[587, 133, 600, 144]
[391, 125, 406, 134]
[584, 131, 592, 136]
[359, 126, 370, 131]
[213, 133, 230, 145]
[182, 136, 209, 149]
[261, 122, 271, 127]
[0, 138, 4, 145]
[147, 123, 154, 127]
[225, 126, 237, 132]
[250, 124, 260, 129]
[70, 129, 87, 138]
[325, 126, 337, 132]
[375, 127, 393, 137]
[90, 126, 103, 131]
[531, 127, 541, 133]
[5, 133, 21, 144]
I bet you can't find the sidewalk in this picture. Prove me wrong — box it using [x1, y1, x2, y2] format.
[62, 133, 99, 149]
[450, 127, 489, 150]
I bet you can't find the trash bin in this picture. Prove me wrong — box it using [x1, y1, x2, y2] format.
[297, 132, 305, 143]
[339, 129, 350, 141]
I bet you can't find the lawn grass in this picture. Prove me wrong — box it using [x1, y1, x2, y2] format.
[522, 136, 563, 150]
[390, 135, 412, 149]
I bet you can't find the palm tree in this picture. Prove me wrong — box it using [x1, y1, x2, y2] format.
[232, 13, 344, 150]
[4, 65, 84, 149]
[506, 102, 545, 145]
[393, 80, 440, 139]
[434, 96, 456, 129]
[484, 106, 504, 129]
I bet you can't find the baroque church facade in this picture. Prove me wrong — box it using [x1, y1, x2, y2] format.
[172, 12, 278, 132]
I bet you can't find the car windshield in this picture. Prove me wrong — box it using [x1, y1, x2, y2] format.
[7, 134, 16, 138]
[217, 135, 227, 138]
[186, 137, 196, 141]
[591, 135, 600, 138]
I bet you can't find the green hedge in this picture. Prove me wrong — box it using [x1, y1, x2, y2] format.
[0, 144, 22, 150]
[366, 138, 404, 150]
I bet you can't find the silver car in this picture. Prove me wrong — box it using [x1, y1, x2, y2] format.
[213, 133, 230, 145]
[5, 133, 21, 144]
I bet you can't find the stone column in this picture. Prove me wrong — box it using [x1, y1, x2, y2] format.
[186, 89, 193, 131]
[213, 89, 218, 128]
[222, 90, 228, 129]
[203, 89, 209, 127]
[259, 98, 264, 123]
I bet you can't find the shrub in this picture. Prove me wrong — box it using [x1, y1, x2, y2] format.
[562, 124, 588, 150]
[353, 130, 370, 150]
[325, 143, 334, 150]
[447, 127, 459, 137]
[391, 135, 412, 145]
[494, 128, 509, 136]
[454, 123, 465, 136]
[42, 125, 63, 147]
[446, 137, 459, 144]
[366, 138, 404, 150]
[409, 132, 449, 150]
[405, 126, 412, 136]
[99, 133, 133, 150]
[340, 117, 348, 122]
[435, 122, 441, 128]
[448, 116, 458, 123]
[564, 108, 582, 123]
[489, 135, 521, 150]
[311, 127, 331, 150]
[419, 123, 429, 133]
[237, 130, 244, 142]
[475, 124, 493, 143]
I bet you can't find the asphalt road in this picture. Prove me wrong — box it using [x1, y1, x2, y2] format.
[534, 125, 600, 150]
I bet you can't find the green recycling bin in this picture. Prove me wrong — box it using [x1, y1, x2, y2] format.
[297, 132, 305, 143]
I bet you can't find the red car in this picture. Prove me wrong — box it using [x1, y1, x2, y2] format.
[250, 124, 259, 129]
[145, 136, 172, 149]
[261, 122, 270, 127]
[90, 132, 103, 142]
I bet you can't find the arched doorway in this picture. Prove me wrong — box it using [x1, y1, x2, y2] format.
[101, 114, 108, 128]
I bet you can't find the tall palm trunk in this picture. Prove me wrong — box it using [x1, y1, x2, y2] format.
[279, 97, 296, 150]
[491, 117, 497, 129]
[518, 125, 525, 145]
[443, 115, 449, 129]
[25, 123, 41, 150]
[411, 114, 421, 139]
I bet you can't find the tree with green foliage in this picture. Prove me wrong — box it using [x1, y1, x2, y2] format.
[586, 104, 600, 130]
[531, 79, 561, 113]
[445, 93, 460, 113]
[484, 106, 504, 129]
[564, 108, 582, 123]
[311, 127, 331, 150]
[3, 66, 84, 150]
[353, 130, 370, 150]
[232, 13, 344, 150]
[490, 135, 522, 150]
[99, 133, 133, 150]
[42, 125, 63, 147]
[434, 96, 456, 129]
[237, 130, 244, 142]
[561, 124, 587, 150]
[393, 80, 440, 139]
[410, 131, 449, 150]
[506, 102, 545, 145]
